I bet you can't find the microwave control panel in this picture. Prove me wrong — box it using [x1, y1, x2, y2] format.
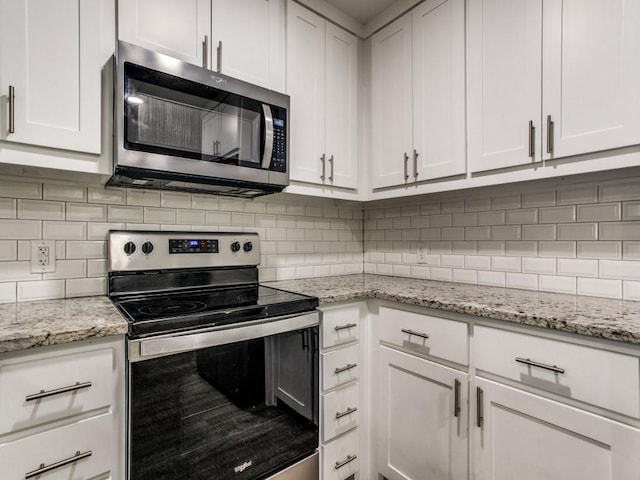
[270, 106, 287, 173]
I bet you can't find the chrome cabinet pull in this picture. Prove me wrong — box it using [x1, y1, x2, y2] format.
[476, 386, 483, 428]
[25, 450, 92, 479]
[216, 40, 222, 73]
[334, 454, 357, 470]
[8, 85, 15, 134]
[25, 381, 92, 402]
[401, 328, 429, 340]
[328, 154, 334, 181]
[202, 36, 209, 69]
[335, 406, 358, 419]
[404, 152, 409, 181]
[516, 357, 565, 374]
[528, 120, 535, 159]
[334, 363, 357, 374]
[334, 323, 356, 332]
[454, 379, 461, 418]
[546, 114, 554, 154]
[320, 153, 326, 181]
[413, 149, 419, 179]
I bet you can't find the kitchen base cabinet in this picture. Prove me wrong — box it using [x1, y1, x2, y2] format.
[473, 377, 640, 480]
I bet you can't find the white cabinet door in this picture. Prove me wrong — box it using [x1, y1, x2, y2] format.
[286, 1, 326, 185]
[0, 0, 113, 154]
[118, 0, 210, 68]
[542, 0, 640, 160]
[325, 22, 358, 189]
[212, 0, 285, 91]
[474, 377, 640, 480]
[467, 0, 543, 172]
[412, 0, 466, 181]
[378, 346, 468, 480]
[371, 14, 413, 189]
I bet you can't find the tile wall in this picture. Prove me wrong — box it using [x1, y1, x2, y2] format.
[364, 176, 640, 301]
[0, 179, 363, 303]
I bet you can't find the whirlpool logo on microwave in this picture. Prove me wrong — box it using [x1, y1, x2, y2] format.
[234, 460, 252, 473]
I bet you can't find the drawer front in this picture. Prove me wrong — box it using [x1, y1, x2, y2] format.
[322, 382, 360, 442]
[475, 325, 640, 418]
[0, 412, 114, 479]
[379, 306, 469, 365]
[0, 347, 113, 435]
[321, 344, 360, 392]
[322, 306, 360, 350]
[322, 428, 360, 480]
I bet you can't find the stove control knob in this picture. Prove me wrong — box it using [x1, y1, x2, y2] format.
[123, 241, 136, 256]
[142, 241, 154, 255]
[231, 241, 241, 253]
[243, 241, 253, 252]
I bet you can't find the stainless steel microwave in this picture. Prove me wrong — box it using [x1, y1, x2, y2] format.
[107, 41, 289, 198]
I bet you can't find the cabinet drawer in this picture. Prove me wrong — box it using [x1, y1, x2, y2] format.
[322, 427, 360, 480]
[0, 347, 113, 435]
[0, 412, 114, 479]
[322, 382, 360, 442]
[475, 325, 640, 418]
[322, 344, 360, 391]
[379, 306, 468, 365]
[322, 306, 360, 350]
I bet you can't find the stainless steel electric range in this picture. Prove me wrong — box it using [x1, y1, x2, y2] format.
[108, 231, 320, 480]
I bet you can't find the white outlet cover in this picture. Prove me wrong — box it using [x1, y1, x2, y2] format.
[417, 246, 428, 264]
[31, 240, 56, 273]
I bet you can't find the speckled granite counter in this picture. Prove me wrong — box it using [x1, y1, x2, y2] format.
[0, 296, 128, 354]
[266, 274, 640, 345]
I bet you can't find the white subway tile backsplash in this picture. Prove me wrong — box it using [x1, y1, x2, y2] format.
[557, 185, 597, 205]
[441, 255, 464, 268]
[0, 180, 41, 199]
[176, 209, 205, 225]
[65, 241, 106, 259]
[491, 194, 521, 210]
[43, 221, 86, 240]
[144, 207, 176, 224]
[43, 260, 86, 280]
[0, 261, 40, 282]
[245, 200, 267, 214]
[442, 227, 464, 240]
[87, 223, 126, 241]
[539, 206, 576, 224]
[539, 275, 577, 295]
[411, 265, 430, 279]
[66, 277, 106, 297]
[87, 259, 107, 277]
[0, 198, 16, 218]
[478, 271, 506, 287]
[465, 255, 491, 270]
[452, 241, 477, 255]
[505, 241, 537, 257]
[506, 208, 538, 225]
[599, 260, 640, 281]
[17, 280, 65, 302]
[477, 241, 505, 256]
[441, 200, 464, 213]
[522, 190, 556, 208]
[43, 184, 87, 202]
[600, 222, 640, 240]
[453, 269, 477, 284]
[420, 228, 441, 241]
[453, 212, 477, 227]
[431, 214, 452, 228]
[431, 267, 453, 281]
[66, 203, 107, 222]
[478, 210, 505, 226]
[506, 272, 538, 291]
[492, 256, 521, 272]
[392, 217, 411, 229]
[206, 211, 232, 226]
[623, 281, 640, 301]
[191, 194, 219, 211]
[624, 242, 640, 260]
[220, 197, 245, 213]
[420, 203, 440, 215]
[126, 189, 161, 207]
[557, 259, 598, 277]
[522, 224, 556, 241]
[576, 203, 621, 222]
[622, 201, 640, 221]
[0, 282, 16, 303]
[539, 241, 576, 258]
[599, 180, 640, 202]
[108, 205, 144, 223]
[465, 197, 491, 212]
[88, 187, 125, 205]
[492, 226, 521, 241]
[577, 278, 622, 299]
[431, 241, 452, 254]
[17, 240, 31, 260]
[522, 257, 556, 275]
[17, 199, 64, 220]
[0, 241, 17, 261]
[161, 191, 191, 208]
[392, 264, 410, 276]
[232, 213, 255, 227]
[0, 220, 41, 240]
[577, 241, 621, 260]
[557, 223, 598, 240]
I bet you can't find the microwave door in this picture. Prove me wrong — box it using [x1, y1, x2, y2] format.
[261, 104, 274, 169]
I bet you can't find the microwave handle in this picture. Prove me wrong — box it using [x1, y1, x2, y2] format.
[261, 104, 274, 169]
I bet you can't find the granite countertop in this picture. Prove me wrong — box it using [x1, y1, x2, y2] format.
[266, 274, 640, 345]
[0, 296, 128, 354]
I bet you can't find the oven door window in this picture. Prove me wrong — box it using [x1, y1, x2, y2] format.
[129, 326, 319, 480]
[124, 63, 266, 168]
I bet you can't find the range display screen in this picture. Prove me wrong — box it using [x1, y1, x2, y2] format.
[169, 239, 219, 254]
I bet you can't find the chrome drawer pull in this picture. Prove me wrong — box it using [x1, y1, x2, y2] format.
[334, 363, 357, 374]
[476, 386, 483, 428]
[25, 450, 92, 479]
[335, 406, 358, 420]
[453, 379, 461, 418]
[334, 454, 357, 470]
[401, 328, 429, 340]
[25, 381, 92, 402]
[334, 323, 356, 332]
[516, 357, 565, 374]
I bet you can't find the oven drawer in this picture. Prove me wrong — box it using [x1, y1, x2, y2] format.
[379, 306, 468, 366]
[475, 325, 640, 418]
[321, 344, 360, 392]
[321, 306, 360, 350]
[0, 347, 113, 435]
[322, 382, 360, 442]
[0, 412, 114, 479]
[322, 428, 360, 480]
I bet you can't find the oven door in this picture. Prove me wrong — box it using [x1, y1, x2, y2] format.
[127, 312, 319, 480]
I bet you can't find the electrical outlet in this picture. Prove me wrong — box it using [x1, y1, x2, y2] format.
[417, 245, 428, 264]
[31, 240, 56, 273]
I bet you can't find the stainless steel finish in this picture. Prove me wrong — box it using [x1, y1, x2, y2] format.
[454, 379, 460, 418]
[334, 363, 357, 374]
[547, 114, 554, 154]
[528, 120, 535, 159]
[25, 450, 92, 479]
[334, 454, 357, 470]
[334, 323, 356, 332]
[401, 328, 429, 340]
[476, 387, 483, 428]
[265, 452, 318, 480]
[320, 154, 326, 181]
[404, 152, 409, 181]
[8, 85, 15, 134]
[216, 40, 222, 73]
[262, 104, 274, 168]
[335, 406, 358, 420]
[413, 149, 419, 179]
[328, 154, 334, 181]
[516, 357, 565, 374]
[130, 311, 319, 362]
[26, 381, 92, 402]
[109, 231, 260, 272]
[202, 35, 209, 69]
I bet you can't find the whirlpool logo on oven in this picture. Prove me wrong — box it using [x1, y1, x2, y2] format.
[234, 460, 252, 473]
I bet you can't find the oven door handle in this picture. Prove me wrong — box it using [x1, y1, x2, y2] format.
[261, 104, 274, 169]
[130, 311, 319, 362]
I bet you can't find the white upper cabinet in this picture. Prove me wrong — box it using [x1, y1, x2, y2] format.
[0, 0, 114, 154]
[287, 1, 359, 190]
[467, 0, 543, 173]
[542, 0, 640, 160]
